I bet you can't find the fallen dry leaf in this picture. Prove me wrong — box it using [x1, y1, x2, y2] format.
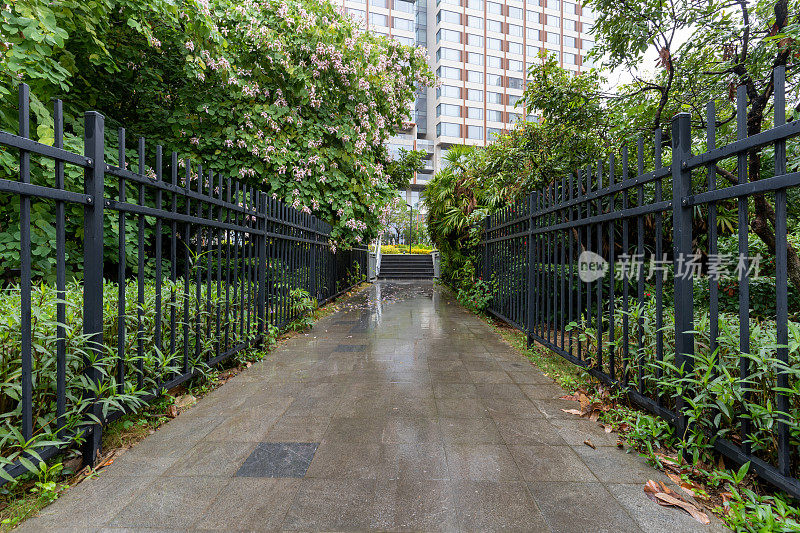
[561, 408, 584, 416]
[167, 405, 179, 418]
[665, 471, 700, 498]
[643, 480, 710, 525]
[578, 393, 591, 412]
[654, 492, 710, 524]
[174, 394, 197, 410]
[602, 424, 613, 433]
[583, 439, 596, 449]
[644, 480, 662, 503]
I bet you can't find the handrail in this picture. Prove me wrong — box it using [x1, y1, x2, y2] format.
[375, 235, 382, 275]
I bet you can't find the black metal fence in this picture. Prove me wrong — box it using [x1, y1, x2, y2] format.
[0, 84, 367, 481]
[479, 67, 800, 497]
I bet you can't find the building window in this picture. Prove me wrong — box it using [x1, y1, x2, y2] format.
[487, 55, 502, 68]
[373, 0, 389, 6]
[508, 77, 523, 89]
[395, 35, 415, 45]
[487, 74, 503, 86]
[436, 66, 461, 79]
[370, 12, 388, 26]
[487, 1, 502, 13]
[508, 94, 521, 106]
[547, 32, 560, 45]
[487, 37, 502, 50]
[508, 24, 523, 37]
[564, 1, 577, 14]
[487, 92, 503, 104]
[467, 125, 483, 139]
[437, 84, 462, 98]
[437, 0, 460, 5]
[526, 9, 538, 21]
[467, 52, 484, 65]
[583, 39, 595, 48]
[487, 109, 503, 122]
[395, 0, 415, 12]
[467, 33, 482, 46]
[526, 44, 539, 56]
[437, 47, 461, 61]
[467, 0, 483, 9]
[347, 8, 365, 20]
[467, 70, 484, 83]
[467, 107, 483, 119]
[564, 18, 577, 31]
[508, 59, 523, 72]
[467, 15, 484, 29]
[436, 103, 461, 117]
[437, 122, 461, 137]
[437, 9, 461, 24]
[488, 127, 502, 139]
[487, 19, 502, 33]
[467, 89, 484, 101]
[436, 28, 461, 43]
[564, 52, 576, 64]
[508, 41, 522, 54]
[394, 17, 414, 31]
[563, 35, 576, 48]
[509, 112, 521, 122]
[546, 15, 560, 27]
[548, 0, 560, 8]
[509, 6, 523, 19]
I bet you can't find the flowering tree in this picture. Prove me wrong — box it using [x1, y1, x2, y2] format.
[88, 0, 432, 247]
[1, 0, 434, 268]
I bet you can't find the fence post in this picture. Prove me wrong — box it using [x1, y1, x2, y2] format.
[257, 192, 267, 336]
[526, 192, 535, 347]
[670, 112, 694, 435]
[82, 111, 105, 468]
[310, 216, 318, 301]
[482, 217, 489, 282]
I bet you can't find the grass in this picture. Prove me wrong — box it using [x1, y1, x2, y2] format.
[0, 282, 370, 531]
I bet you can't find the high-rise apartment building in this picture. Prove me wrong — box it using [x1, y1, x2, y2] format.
[341, 0, 595, 208]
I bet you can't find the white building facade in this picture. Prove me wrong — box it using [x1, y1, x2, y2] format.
[341, 0, 595, 205]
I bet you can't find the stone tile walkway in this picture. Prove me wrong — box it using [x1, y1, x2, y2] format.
[22, 281, 727, 532]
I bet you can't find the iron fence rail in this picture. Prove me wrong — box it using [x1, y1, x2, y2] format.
[0, 84, 367, 481]
[479, 66, 800, 497]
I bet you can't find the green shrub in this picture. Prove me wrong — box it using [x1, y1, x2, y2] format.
[571, 297, 800, 476]
[456, 276, 498, 312]
[0, 264, 323, 480]
[380, 244, 432, 254]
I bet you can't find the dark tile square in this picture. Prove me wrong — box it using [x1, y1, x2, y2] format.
[334, 344, 367, 352]
[236, 442, 319, 478]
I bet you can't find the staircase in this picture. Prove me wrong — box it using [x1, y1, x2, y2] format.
[377, 254, 434, 280]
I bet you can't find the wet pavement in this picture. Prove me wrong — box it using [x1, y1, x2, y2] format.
[22, 281, 726, 532]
